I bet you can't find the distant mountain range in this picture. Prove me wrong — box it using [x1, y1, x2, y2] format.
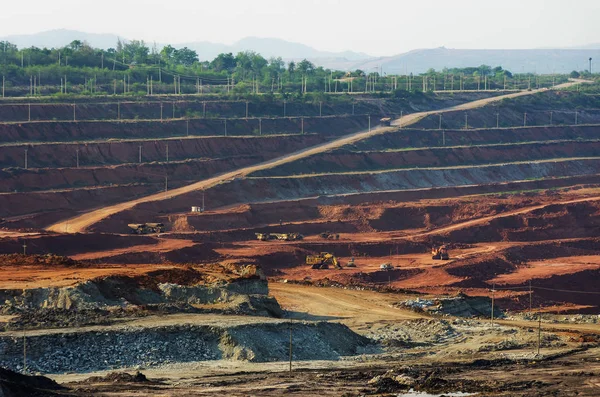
[0, 29, 371, 69]
[352, 47, 600, 75]
[1, 29, 599, 74]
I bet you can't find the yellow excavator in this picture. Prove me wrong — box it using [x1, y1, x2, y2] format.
[306, 252, 341, 269]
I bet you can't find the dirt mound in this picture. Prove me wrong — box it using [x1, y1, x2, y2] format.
[0, 253, 77, 267]
[0, 367, 66, 396]
[86, 371, 149, 384]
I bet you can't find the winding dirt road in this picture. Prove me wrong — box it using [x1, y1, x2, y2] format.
[47, 81, 582, 234]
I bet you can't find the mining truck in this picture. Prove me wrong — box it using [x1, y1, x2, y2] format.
[255, 233, 304, 241]
[380, 117, 392, 126]
[128, 223, 165, 234]
[306, 252, 341, 270]
[431, 245, 450, 260]
[319, 232, 340, 240]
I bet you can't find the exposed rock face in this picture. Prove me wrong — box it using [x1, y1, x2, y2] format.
[0, 271, 281, 317]
[0, 322, 370, 373]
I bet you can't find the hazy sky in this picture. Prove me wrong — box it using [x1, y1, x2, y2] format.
[1, 0, 599, 56]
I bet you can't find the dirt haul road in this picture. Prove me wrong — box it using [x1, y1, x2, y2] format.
[46, 81, 583, 234]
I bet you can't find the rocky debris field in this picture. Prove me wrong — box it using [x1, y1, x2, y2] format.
[0, 321, 370, 373]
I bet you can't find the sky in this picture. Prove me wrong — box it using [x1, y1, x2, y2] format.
[1, 0, 599, 56]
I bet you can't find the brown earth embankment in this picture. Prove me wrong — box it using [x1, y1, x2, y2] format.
[0, 156, 264, 193]
[254, 140, 600, 177]
[348, 125, 600, 152]
[0, 115, 369, 144]
[0, 134, 327, 168]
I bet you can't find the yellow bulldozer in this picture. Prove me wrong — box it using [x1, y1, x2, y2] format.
[431, 245, 450, 260]
[306, 252, 341, 270]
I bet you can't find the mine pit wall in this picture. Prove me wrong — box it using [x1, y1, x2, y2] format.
[0, 155, 266, 193]
[0, 132, 328, 169]
[253, 140, 600, 177]
[440, 200, 600, 244]
[0, 92, 497, 123]
[92, 173, 600, 234]
[0, 322, 369, 373]
[0, 114, 369, 145]
[412, 108, 600, 130]
[349, 125, 600, 152]
[136, 158, 600, 212]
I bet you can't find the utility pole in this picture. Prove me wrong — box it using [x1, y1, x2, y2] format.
[224, 119, 227, 136]
[524, 112, 527, 127]
[490, 283, 495, 326]
[76, 149, 79, 168]
[160, 102, 163, 121]
[172, 102, 175, 119]
[283, 100, 286, 117]
[438, 114, 442, 130]
[496, 113, 500, 129]
[590, 57, 593, 74]
[529, 280, 533, 315]
[245, 101, 249, 118]
[537, 305, 542, 355]
[289, 316, 293, 377]
[465, 113, 468, 129]
[399, 110, 403, 129]
[319, 101, 322, 117]
[186, 119, 189, 136]
[28, 103, 31, 122]
[368, 115, 371, 132]
[259, 118, 262, 136]
[166, 144, 169, 162]
[138, 145, 142, 163]
[165, 176, 168, 194]
[442, 130, 445, 146]
[203, 101, 206, 118]
[24, 148, 28, 169]
[22, 241, 27, 255]
[73, 103, 76, 121]
[301, 117, 304, 134]
[23, 329, 27, 374]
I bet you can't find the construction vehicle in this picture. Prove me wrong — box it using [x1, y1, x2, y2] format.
[128, 223, 165, 234]
[380, 117, 392, 126]
[346, 257, 356, 268]
[255, 233, 303, 241]
[306, 252, 341, 270]
[319, 232, 340, 240]
[431, 245, 450, 260]
[380, 263, 393, 270]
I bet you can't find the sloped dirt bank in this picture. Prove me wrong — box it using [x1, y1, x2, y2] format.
[0, 134, 326, 168]
[348, 125, 600, 152]
[0, 321, 369, 373]
[0, 115, 369, 145]
[133, 158, 600, 214]
[254, 140, 600, 177]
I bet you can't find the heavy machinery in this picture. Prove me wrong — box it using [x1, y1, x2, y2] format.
[306, 252, 341, 270]
[380, 117, 392, 126]
[346, 257, 356, 267]
[128, 223, 165, 234]
[380, 263, 393, 270]
[319, 232, 340, 240]
[431, 245, 450, 260]
[255, 233, 303, 241]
